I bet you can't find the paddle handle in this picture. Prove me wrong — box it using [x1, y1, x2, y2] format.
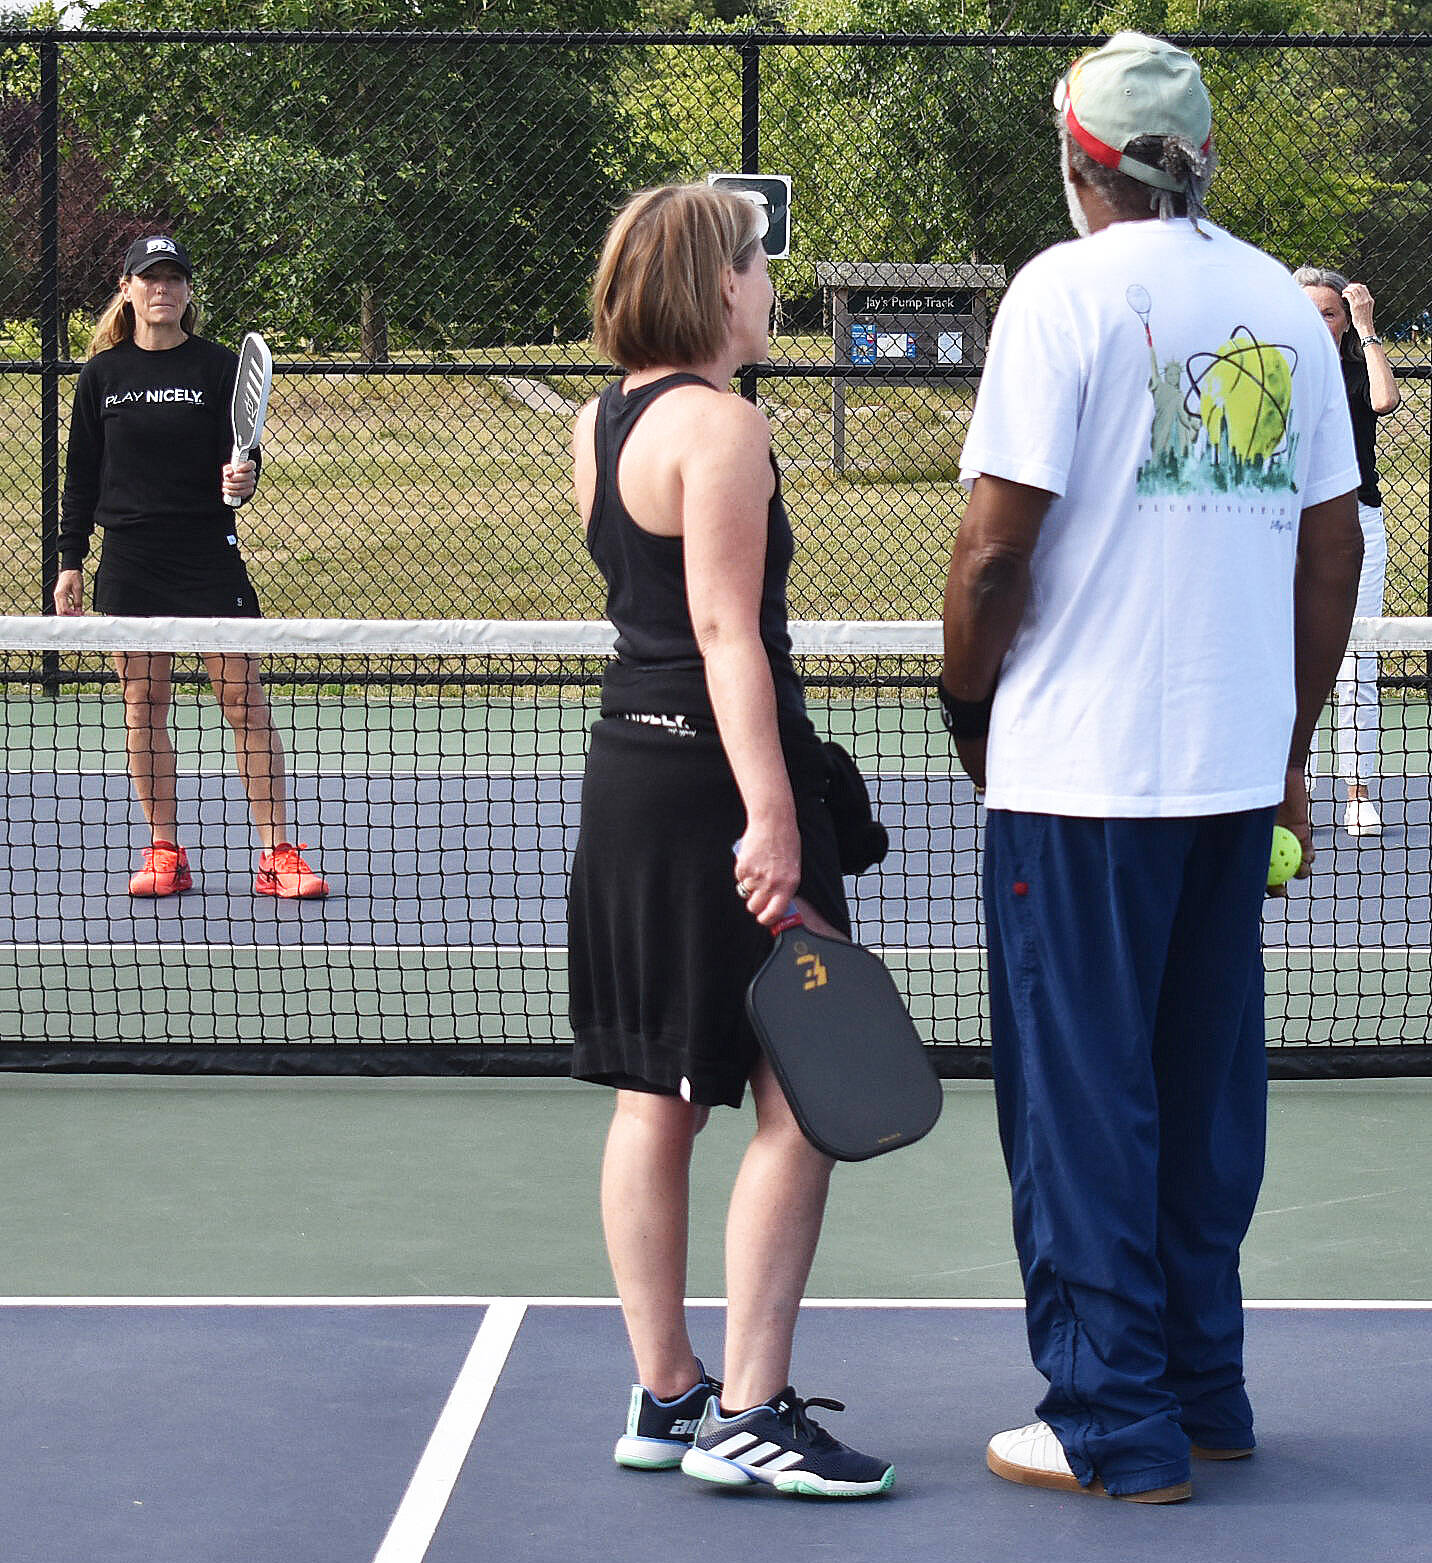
[224, 441, 246, 507]
[733, 838, 802, 934]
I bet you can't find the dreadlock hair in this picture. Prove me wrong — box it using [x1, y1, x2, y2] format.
[1060, 123, 1217, 227]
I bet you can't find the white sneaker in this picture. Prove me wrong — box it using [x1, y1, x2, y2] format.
[1343, 798, 1382, 836]
[988, 1422, 1081, 1492]
[986, 1420, 1191, 1503]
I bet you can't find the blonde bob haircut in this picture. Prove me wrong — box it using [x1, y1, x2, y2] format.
[591, 183, 765, 370]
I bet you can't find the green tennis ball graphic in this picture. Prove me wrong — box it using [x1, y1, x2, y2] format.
[1199, 336, 1294, 462]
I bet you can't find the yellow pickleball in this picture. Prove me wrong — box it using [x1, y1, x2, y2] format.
[1268, 825, 1303, 888]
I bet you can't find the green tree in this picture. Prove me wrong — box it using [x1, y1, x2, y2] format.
[1288, 0, 1432, 327]
[0, 7, 39, 319]
[0, 5, 163, 324]
[62, 0, 646, 354]
[760, 0, 1325, 300]
[619, 1, 1361, 325]
[638, 0, 786, 25]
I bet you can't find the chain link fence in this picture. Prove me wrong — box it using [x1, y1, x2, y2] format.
[1, 28, 1429, 623]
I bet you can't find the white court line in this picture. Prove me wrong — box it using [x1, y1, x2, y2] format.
[0, 1294, 1022, 1308]
[371, 1298, 526, 1563]
[0, 1294, 1426, 1310]
[4, 944, 1426, 957]
[13, 767, 589, 778]
[0, 943, 574, 955]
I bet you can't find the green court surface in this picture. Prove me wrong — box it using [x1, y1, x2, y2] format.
[6, 688, 1430, 774]
[5, 948, 1429, 1051]
[1, 691, 954, 773]
[1, 691, 601, 774]
[1, 1075, 1428, 1302]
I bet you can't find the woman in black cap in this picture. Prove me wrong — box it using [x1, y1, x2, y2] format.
[53, 234, 327, 898]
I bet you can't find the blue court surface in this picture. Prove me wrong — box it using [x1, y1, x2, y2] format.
[2, 771, 1429, 948]
[4, 1298, 1428, 1563]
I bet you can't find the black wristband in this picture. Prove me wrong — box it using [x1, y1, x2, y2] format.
[936, 679, 995, 740]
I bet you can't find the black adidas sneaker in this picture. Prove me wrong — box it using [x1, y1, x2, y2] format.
[614, 1367, 721, 1470]
[680, 1386, 894, 1498]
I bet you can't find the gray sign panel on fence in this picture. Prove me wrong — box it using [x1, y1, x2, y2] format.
[706, 173, 792, 260]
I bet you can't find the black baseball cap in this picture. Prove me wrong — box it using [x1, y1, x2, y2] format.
[123, 235, 193, 277]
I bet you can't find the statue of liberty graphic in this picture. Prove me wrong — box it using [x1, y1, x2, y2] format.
[1130, 285, 1201, 470]
[1129, 284, 1300, 495]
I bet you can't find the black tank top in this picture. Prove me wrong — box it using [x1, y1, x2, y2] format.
[1341, 355, 1381, 508]
[586, 373, 805, 724]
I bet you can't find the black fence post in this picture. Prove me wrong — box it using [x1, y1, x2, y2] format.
[739, 36, 759, 407]
[39, 34, 61, 694]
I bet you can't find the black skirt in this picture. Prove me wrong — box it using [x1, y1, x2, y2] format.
[567, 713, 849, 1109]
[93, 520, 261, 617]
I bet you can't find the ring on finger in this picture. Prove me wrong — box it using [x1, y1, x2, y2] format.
[736, 880, 750, 899]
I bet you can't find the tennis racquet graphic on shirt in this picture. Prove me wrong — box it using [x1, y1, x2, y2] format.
[224, 331, 272, 508]
[737, 842, 942, 1161]
[1126, 283, 1154, 348]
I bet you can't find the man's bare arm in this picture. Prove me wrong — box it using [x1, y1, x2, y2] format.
[940, 475, 1054, 789]
[941, 474, 1054, 699]
[1290, 491, 1363, 774]
[1274, 489, 1363, 887]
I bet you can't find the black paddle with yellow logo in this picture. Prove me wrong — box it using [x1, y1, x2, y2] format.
[743, 894, 943, 1162]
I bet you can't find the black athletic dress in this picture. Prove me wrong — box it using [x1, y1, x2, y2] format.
[567, 373, 848, 1109]
[59, 335, 262, 616]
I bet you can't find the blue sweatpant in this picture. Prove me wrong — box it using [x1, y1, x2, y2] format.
[984, 808, 1273, 1497]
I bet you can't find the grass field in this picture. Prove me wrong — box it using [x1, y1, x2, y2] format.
[0, 337, 1427, 622]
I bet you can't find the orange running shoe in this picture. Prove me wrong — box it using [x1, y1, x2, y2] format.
[255, 843, 329, 899]
[129, 841, 193, 897]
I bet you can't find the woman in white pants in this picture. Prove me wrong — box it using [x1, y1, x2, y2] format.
[1295, 267, 1400, 836]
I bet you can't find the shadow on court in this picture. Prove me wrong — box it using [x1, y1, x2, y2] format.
[3, 1301, 1428, 1563]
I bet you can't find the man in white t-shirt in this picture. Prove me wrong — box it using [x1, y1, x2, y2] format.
[940, 33, 1363, 1503]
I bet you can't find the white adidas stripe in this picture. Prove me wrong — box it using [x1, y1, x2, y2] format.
[709, 1431, 759, 1458]
[706, 1430, 807, 1471]
[764, 1451, 805, 1472]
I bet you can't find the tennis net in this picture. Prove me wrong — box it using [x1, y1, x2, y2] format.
[1, 614, 1428, 1077]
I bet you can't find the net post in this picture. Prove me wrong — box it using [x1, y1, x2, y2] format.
[38, 34, 61, 698]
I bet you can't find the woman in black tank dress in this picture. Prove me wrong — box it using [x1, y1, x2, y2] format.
[567, 185, 891, 1497]
[53, 235, 326, 900]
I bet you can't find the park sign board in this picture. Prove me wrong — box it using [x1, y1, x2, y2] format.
[846, 289, 976, 365]
[819, 265, 1005, 373]
[816, 262, 1007, 471]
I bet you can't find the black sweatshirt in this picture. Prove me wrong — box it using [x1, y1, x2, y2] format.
[59, 334, 261, 570]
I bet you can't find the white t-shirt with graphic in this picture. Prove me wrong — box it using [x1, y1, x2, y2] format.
[959, 219, 1360, 817]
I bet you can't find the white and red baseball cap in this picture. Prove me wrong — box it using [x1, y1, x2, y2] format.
[1054, 32, 1212, 194]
